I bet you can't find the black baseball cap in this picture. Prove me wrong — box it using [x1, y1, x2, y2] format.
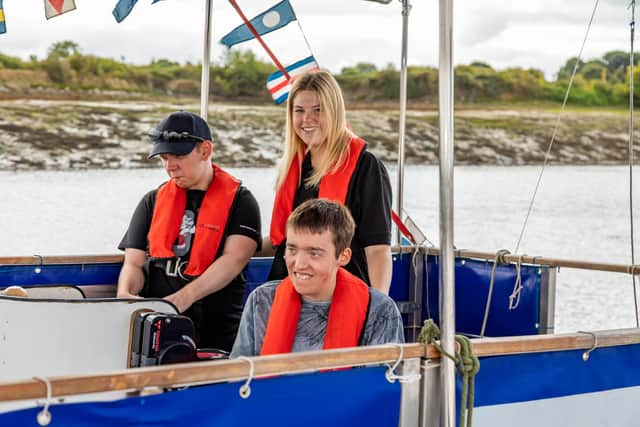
[148, 111, 212, 159]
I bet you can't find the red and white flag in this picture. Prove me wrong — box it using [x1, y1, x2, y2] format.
[44, 0, 76, 20]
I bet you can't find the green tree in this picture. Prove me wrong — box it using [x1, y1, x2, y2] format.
[47, 41, 80, 59]
[580, 60, 607, 81]
[41, 57, 75, 84]
[96, 57, 130, 77]
[0, 53, 25, 69]
[455, 65, 484, 102]
[341, 62, 378, 75]
[556, 57, 581, 81]
[603, 50, 636, 83]
[406, 66, 437, 100]
[499, 67, 545, 100]
[470, 61, 493, 69]
[214, 50, 274, 98]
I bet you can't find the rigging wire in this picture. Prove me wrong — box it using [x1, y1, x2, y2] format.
[513, 0, 600, 254]
[628, 0, 639, 327]
[293, 8, 316, 61]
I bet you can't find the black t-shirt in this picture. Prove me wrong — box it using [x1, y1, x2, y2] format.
[118, 182, 261, 351]
[268, 149, 392, 284]
[119, 186, 261, 256]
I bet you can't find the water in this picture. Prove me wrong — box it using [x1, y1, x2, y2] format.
[1, 165, 638, 333]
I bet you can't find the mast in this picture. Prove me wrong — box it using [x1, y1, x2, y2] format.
[629, 0, 639, 326]
[395, 0, 411, 244]
[200, 0, 213, 120]
[438, 0, 456, 425]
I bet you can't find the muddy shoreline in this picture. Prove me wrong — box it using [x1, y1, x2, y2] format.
[0, 99, 635, 171]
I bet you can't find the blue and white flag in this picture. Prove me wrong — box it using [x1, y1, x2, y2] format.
[266, 56, 319, 104]
[0, 0, 6, 34]
[221, 0, 296, 48]
[113, 0, 162, 23]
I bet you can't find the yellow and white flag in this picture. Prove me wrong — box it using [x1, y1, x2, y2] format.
[45, 0, 76, 20]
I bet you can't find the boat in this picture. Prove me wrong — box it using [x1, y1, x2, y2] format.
[1, 1, 640, 426]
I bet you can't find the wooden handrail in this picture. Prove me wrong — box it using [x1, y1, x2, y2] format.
[2, 329, 640, 403]
[393, 246, 640, 275]
[0, 344, 425, 402]
[2, 248, 639, 275]
[470, 328, 640, 356]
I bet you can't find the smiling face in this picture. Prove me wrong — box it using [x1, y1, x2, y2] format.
[291, 90, 327, 157]
[159, 142, 212, 190]
[284, 226, 351, 302]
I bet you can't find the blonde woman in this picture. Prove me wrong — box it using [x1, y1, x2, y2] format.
[267, 71, 392, 294]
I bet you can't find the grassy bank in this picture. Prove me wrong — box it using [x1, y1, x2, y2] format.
[3, 43, 640, 107]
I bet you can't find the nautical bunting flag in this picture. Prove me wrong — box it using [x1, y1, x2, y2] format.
[45, 0, 77, 20]
[267, 56, 319, 104]
[113, 0, 162, 23]
[0, 0, 6, 34]
[221, 0, 296, 48]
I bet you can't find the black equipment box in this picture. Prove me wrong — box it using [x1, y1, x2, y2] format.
[130, 312, 197, 368]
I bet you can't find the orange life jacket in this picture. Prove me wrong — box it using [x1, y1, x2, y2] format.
[269, 137, 366, 246]
[148, 164, 240, 277]
[260, 267, 370, 355]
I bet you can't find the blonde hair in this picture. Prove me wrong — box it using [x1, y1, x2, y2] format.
[275, 70, 352, 190]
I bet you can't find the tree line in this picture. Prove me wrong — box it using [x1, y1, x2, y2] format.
[0, 40, 638, 106]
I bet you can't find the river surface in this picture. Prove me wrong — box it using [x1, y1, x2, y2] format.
[1, 165, 639, 333]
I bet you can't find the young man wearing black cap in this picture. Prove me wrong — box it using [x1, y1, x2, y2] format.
[117, 111, 261, 352]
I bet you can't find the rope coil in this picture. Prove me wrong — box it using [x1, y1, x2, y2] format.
[419, 320, 480, 427]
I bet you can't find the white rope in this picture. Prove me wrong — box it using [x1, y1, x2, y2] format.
[294, 5, 316, 62]
[33, 254, 43, 274]
[384, 344, 421, 384]
[508, 255, 524, 310]
[32, 376, 52, 426]
[514, 0, 601, 254]
[480, 249, 510, 337]
[237, 356, 255, 399]
[577, 330, 599, 361]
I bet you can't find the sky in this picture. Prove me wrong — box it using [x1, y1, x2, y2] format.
[0, 0, 632, 80]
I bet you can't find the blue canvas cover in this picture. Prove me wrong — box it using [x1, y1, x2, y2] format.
[1, 366, 401, 427]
